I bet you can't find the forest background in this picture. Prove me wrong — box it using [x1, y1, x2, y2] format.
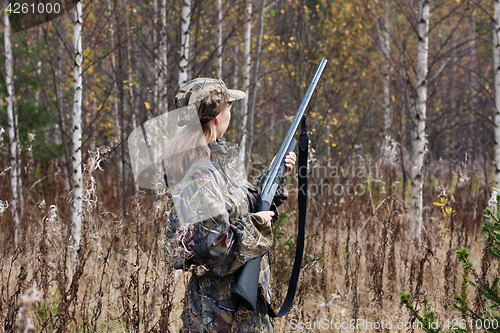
[0, 0, 498, 331]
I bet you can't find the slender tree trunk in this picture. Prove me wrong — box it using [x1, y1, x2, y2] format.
[468, 4, 476, 157]
[71, 0, 84, 255]
[381, 0, 391, 136]
[35, 27, 42, 109]
[447, 34, 458, 159]
[179, 0, 191, 88]
[410, 0, 429, 242]
[55, 36, 72, 198]
[216, 0, 223, 79]
[49, 18, 72, 195]
[109, 0, 122, 202]
[125, 0, 139, 194]
[116, 1, 128, 200]
[159, 0, 168, 111]
[245, 0, 265, 172]
[494, 0, 500, 186]
[399, 93, 406, 202]
[236, 0, 251, 174]
[3, 2, 20, 246]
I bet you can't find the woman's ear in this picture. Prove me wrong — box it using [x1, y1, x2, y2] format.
[214, 115, 220, 125]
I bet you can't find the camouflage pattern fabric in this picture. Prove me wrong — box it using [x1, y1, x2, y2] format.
[166, 139, 287, 333]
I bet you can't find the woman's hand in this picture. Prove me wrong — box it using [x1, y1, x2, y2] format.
[270, 152, 296, 178]
[283, 152, 296, 177]
[254, 211, 275, 225]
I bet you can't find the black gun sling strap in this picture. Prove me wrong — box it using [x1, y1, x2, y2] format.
[268, 116, 308, 318]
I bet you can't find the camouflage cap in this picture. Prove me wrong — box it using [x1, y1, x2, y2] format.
[174, 78, 246, 126]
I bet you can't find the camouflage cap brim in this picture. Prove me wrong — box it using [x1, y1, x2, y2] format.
[227, 89, 246, 102]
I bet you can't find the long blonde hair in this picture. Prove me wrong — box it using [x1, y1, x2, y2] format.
[164, 122, 215, 181]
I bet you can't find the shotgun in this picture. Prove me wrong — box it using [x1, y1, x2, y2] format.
[232, 58, 327, 312]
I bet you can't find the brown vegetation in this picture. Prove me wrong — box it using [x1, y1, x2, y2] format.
[0, 141, 491, 332]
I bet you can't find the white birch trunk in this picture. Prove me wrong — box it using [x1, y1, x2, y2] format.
[236, 0, 252, 174]
[71, 0, 84, 254]
[410, 0, 429, 241]
[494, 0, 500, 186]
[216, 0, 223, 79]
[381, 0, 391, 136]
[3, 3, 20, 246]
[179, 0, 191, 88]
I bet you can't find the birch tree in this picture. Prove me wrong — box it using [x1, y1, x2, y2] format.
[236, 0, 251, 174]
[494, 0, 500, 186]
[179, 0, 191, 87]
[381, 0, 391, 136]
[3, 1, 20, 246]
[410, 0, 429, 241]
[71, 0, 84, 254]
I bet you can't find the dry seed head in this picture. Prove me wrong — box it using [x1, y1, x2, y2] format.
[320, 293, 341, 308]
[38, 200, 45, 209]
[16, 310, 34, 333]
[82, 146, 111, 211]
[174, 223, 195, 260]
[382, 135, 399, 166]
[0, 200, 8, 214]
[458, 170, 469, 187]
[43, 205, 58, 225]
[190, 264, 208, 276]
[17, 282, 41, 333]
[488, 191, 499, 212]
[19, 281, 42, 306]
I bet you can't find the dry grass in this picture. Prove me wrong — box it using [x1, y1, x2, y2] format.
[0, 149, 493, 332]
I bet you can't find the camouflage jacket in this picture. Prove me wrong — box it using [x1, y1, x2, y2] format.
[166, 139, 287, 332]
